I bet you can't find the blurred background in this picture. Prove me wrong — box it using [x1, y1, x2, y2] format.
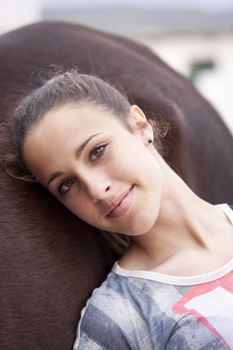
[0, 0, 232, 132]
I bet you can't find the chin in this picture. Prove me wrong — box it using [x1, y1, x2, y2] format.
[122, 206, 159, 237]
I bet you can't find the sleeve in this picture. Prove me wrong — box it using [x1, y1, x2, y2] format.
[73, 302, 137, 350]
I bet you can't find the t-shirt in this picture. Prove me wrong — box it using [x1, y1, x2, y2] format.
[73, 204, 233, 350]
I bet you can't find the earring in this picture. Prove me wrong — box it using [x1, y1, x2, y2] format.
[148, 139, 153, 144]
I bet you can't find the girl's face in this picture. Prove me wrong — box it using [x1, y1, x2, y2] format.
[23, 103, 164, 236]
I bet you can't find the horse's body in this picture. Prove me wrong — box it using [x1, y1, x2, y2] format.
[0, 21, 232, 349]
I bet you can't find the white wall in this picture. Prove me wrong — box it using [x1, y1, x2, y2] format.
[141, 33, 233, 134]
[0, 0, 42, 34]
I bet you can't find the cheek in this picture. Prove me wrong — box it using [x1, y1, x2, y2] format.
[65, 197, 91, 221]
[118, 144, 159, 182]
[64, 195, 101, 228]
[111, 144, 144, 175]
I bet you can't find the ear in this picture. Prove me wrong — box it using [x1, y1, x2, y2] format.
[126, 105, 153, 144]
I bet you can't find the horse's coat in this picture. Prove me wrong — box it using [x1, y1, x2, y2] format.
[0, 21, 232, 350]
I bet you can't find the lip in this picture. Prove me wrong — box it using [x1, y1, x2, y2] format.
[106, 185, 134, 219]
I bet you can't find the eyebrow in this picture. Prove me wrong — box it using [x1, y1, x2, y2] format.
[46, 133, 102, 189]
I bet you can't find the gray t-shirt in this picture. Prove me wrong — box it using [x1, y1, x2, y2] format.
[74, 204, 233, 350]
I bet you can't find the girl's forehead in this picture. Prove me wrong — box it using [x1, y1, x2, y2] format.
[38, 103, 123, 134]
[25, 103, 127, 156]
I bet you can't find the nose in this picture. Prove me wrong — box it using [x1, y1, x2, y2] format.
[79, 170, 111, 202]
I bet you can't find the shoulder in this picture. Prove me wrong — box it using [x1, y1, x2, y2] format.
[73, 272, 153, 349]
[166, 313, 231, 349]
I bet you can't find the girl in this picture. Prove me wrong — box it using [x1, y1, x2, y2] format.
[7, 70, 233, 349]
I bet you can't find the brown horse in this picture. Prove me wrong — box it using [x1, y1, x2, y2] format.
[0, 21, 232, 350]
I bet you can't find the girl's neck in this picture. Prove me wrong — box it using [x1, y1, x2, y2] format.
[120, 164, 233, 274]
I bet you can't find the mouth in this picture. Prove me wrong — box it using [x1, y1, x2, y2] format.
[106, 185, 134, 219]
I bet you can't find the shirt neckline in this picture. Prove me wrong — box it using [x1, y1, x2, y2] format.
[112, 203, 233, 286]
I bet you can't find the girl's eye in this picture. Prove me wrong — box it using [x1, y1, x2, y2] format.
[58, 178, 74, 195]
[56, 144, 107, 195]
[90, 144, 107, 161]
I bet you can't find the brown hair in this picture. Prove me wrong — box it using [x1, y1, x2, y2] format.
[5, 69, 166, 256]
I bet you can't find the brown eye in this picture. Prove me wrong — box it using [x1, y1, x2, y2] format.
[90, 144, 107, 161]
[58, 178, 74, 195]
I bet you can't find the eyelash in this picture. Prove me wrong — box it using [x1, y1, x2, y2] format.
[89, 143, 107, 161]
[57, 143, 107, 195]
